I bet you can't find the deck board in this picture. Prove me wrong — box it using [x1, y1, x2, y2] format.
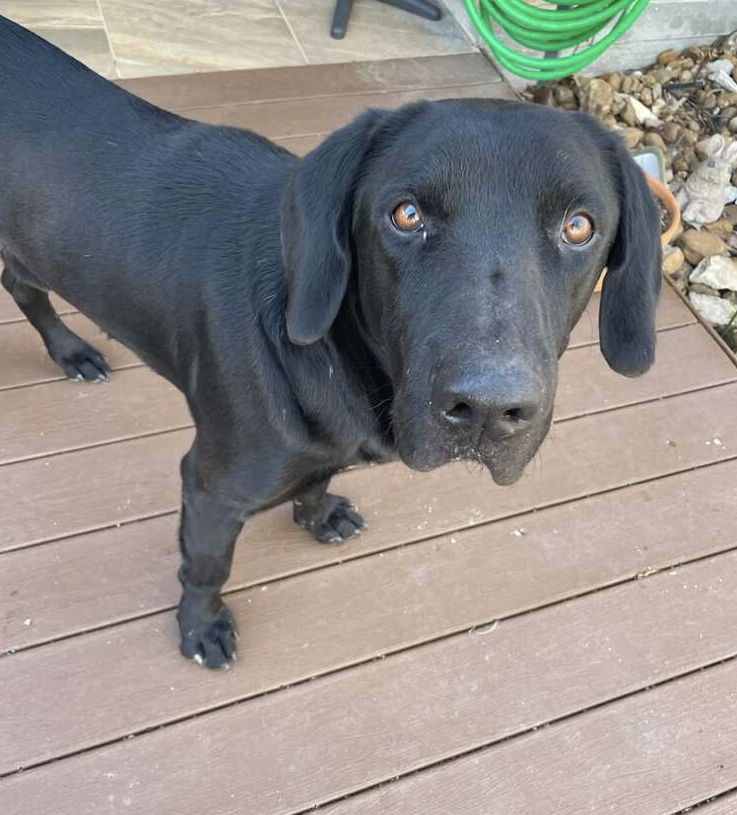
[1, 55, 736, 815]
[0, 367, 189, 465]
[3, 555, 736, 812]
[0, 318, 724, 466]
[117, 53, 503, 110]
[697, 793, 737, 813]
[321, 659, 737, 815]
[568, 287, 693, 348]
[4, 449, 737, 655]
[556, 322, 737, 420]
[0, 283, 693, 393]
[183, 83, 515, 137]
[0, 313, 139, 390]
[4, 382, 737, 555]
[3, 466, 737, 774]
[0, 293, 73, 326]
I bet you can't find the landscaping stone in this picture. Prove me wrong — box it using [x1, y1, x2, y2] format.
[553, 84, 576, 107]
[661, 122, 682, 144]
[580, 78, 613, 116]
[658, 49, 680, 66]
[689, 292, 737, 326]
[620, 127, 644, 149]
[704, 218, 734, 237]
[677, 229, 729, 264]
[662, 246, 685, 276]
[690, 255, 737, 291]
[689, 282, 721, 297]
[620, 75, 636, 94]
[643, 131, 667, 151]
[606, 72, 623, 92]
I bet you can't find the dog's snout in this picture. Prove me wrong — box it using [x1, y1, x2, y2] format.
[435, 370, 543, 442]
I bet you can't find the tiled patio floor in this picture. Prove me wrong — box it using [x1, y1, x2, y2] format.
[2, 0, 476, 77]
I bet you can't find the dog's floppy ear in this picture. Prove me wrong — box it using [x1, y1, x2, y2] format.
[598, 134, 662, 377]
[281, 109, 385, 345]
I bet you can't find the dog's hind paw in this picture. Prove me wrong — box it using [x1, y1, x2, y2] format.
[294, 493, 368, 544]
[51, 337, 111, 382]
[179, 604, 238, 670]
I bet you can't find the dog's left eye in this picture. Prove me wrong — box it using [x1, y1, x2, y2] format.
[391, 201, 424, 232]
[562, 212, 594, 245]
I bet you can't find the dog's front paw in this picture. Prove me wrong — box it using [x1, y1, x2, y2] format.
[50, 337, 110, 382]
[294, 493, 367, 544]
[178, 603, 238, 670]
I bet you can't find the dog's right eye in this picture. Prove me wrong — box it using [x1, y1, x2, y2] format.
[391, 201, 424, 232]
[562, 212, 594, 246]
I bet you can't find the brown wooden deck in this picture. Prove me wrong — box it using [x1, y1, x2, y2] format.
[2, 54, 737, 815]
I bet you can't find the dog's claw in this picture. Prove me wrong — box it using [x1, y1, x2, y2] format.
[295, 493, 367, 544]
[180, 605, 238, 670]
[52, 338, 111, 383]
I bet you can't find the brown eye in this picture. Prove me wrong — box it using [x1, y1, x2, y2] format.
[391, 201, 424, 232]
[562, 212, 594, 245]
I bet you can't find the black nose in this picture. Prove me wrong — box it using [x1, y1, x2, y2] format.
[435, 373, 542, 442]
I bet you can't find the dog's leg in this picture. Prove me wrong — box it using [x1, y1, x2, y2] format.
[293, 477, 367, 543]
[1, 254, 110, 382]
[176, 445, 251, 669]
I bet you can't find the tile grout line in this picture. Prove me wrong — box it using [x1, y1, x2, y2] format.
[273, 0, 310, 65]
[92, 0, 121, 78]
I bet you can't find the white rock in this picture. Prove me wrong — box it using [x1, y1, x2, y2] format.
[624, 94, 659, 126]
[689, 292, 737, 326]
[690, 255, 737, 291]
[707, 60, 737, 92]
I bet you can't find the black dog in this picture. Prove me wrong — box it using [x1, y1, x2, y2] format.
[0, 17, 661, 668]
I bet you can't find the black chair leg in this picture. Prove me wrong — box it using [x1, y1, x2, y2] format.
[331, 0, 356, 38]
[375, 0, 442, 21]
[330, 0, 441, 39]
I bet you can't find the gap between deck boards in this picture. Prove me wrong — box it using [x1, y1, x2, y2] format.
[2, 449, 737, 774]
[3, 552, 737, 814]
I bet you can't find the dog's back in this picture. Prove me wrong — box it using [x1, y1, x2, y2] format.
[0, 14, 178, 134]
[0, 15, 181, 265]
[0, 15, 296, 386]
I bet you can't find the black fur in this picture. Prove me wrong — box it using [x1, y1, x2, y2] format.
[594, 120, 663, 376]
[0, 16, 661, 668]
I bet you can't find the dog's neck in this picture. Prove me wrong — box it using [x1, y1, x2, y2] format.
[333, 278, 396, 449]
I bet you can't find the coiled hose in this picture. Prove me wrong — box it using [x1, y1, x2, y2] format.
[463, 0, 652, 80]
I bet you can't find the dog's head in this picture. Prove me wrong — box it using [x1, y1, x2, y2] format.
[281, 100, 662, 484]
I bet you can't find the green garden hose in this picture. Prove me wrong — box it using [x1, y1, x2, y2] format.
[463, 0, 652, 80]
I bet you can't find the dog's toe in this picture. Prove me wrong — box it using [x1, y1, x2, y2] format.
[294, 493, 367, 544]
[310, 521, 349, 544]
[317, 497, 367, 543]
[53, 339, 111, 382]
[180, 606, 238, 670]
